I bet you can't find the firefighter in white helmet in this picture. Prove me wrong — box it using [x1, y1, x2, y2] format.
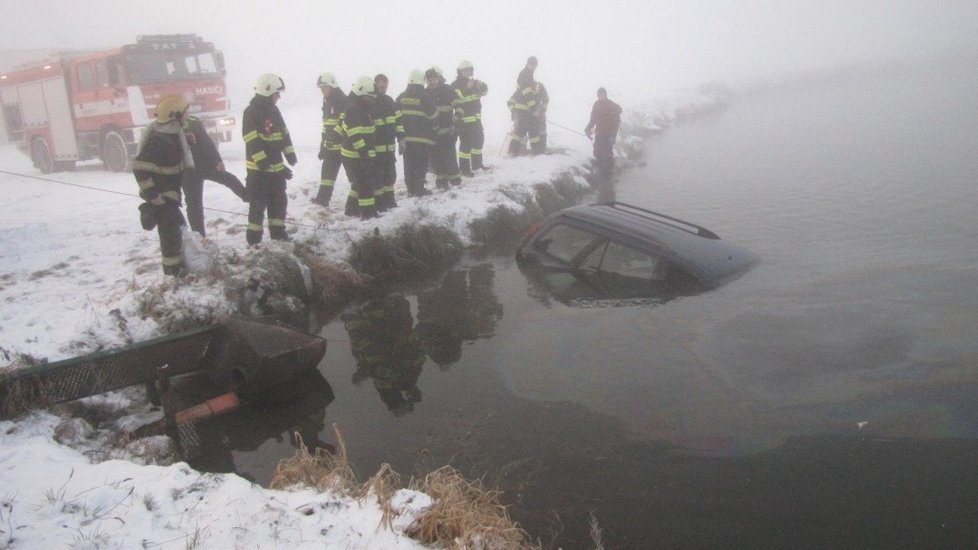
[395, 69, 437, 196]
[338, 76, 379, 220]
[132, 94, 191, 276]
[312, 72, 348, 207]
[452, 59, 489, 175]
[242, 73, 296, 244]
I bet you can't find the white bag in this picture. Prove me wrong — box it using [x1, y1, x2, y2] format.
[181, 226, 212, 274]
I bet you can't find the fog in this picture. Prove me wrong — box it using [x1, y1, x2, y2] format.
[4, 0, 978, 136]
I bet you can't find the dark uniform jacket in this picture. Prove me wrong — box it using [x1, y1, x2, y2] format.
[182, 116, 222, 173]
[372, 93, 399, 154]
[451, 77, 488, 124]
[507, 85, 538, 118]
[133, 129, 184, 202]
[337, 97, 377, 161]
[428, 83, 458, 138]
[321, 90, 348, 153]
[242, 95, 296, 175]
[396, 84, 438, 145]
[586, 98, 623, 137]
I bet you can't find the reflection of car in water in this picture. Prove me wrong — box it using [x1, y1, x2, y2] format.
[515, 202, 758, 303]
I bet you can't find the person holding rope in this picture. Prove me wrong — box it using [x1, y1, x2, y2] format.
[584, 87, 622, 182]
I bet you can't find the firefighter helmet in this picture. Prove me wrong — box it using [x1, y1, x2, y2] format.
[351, 76, 376, 97]
[408, 69, 425, 86]
[317, 72, 339, 89]
[255, 73, 285, 96]
[155, 95, 189, 124]
[429, 65, 443, 78]
[457, 60, 473, 72]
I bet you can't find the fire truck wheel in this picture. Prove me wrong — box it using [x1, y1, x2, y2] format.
[102, 131, 129, 172]
[31, 138, 55, 174]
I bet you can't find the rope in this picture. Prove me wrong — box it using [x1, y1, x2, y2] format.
[0, 168, 322, 228]
[545, 118, 592, 140]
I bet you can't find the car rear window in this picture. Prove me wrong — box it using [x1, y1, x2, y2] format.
[534, 223, 599, 263]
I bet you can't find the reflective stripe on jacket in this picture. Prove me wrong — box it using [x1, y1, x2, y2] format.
[242, 94, 295, 173]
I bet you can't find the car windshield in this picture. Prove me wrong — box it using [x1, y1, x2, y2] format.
[124, 51, 220, 83]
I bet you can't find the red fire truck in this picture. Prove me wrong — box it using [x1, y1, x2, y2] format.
[0, 34, 235, 173]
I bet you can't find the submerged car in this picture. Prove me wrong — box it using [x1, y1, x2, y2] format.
[515, 202, 758, 302]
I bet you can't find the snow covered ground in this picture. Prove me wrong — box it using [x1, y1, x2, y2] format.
[0, 88, 724, 548]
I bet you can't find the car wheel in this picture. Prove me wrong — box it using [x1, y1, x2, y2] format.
[102, 131, 129, 172]
[31, 137, 54, 174]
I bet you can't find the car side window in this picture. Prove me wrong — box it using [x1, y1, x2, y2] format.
[533, 224, 599, 264]
[600, 241, 669, 281]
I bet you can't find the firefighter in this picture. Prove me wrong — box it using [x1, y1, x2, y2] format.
[584, 87, 623, 182]
[338, 76, 379, 220]
[395, 69, 437, 197]
[426, 66, 461, 189]
[529, 80, 549, 154]
[242, 73, 297, 245]
[133, 94, 190, 276]
[372, 74, 399, 211]
[518, 55, 538, 89]
[181, 112, 247, 238]
[452, 60, 489, 176]
[312, 72, 347, 207]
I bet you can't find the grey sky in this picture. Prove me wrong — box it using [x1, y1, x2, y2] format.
[3, 0, 977, 120]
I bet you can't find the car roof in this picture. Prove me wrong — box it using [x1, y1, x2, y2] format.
[543, 202, 758, 288]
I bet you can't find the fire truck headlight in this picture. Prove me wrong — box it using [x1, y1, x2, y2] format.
[218, 117, 235, 127]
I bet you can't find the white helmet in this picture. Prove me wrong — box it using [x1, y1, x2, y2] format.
[408, 69, 425, 86]
[317, 72, 339, 88]
[429, 65, 443, 78]
[255, 73, 285, 96]
[351, 76, 376, 97]
[457, 59, 473, 72]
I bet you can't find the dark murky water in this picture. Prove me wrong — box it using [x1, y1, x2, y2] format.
[194, 57, 978, 548]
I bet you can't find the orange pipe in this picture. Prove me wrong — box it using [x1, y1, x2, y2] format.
[175, 392, 240, 424]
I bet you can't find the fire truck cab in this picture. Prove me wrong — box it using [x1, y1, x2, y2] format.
[0, 34, 235, 173]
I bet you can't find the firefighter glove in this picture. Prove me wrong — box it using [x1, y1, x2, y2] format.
[286, 152, 298, 166]
[397, 141, 405, 156]
[283, 166, 293, 180]
[138, 202, 157, 231]
[318, 148, 326, 160]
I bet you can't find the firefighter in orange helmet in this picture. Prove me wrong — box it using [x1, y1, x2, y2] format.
[133, 94, 191, 276]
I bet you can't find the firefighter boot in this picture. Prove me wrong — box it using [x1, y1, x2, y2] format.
[312, 185, 332, 207]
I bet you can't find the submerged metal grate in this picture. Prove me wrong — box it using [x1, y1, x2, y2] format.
[0, 325, 220, 419]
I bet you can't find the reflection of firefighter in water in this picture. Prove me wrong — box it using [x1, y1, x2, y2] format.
[417, 264, 503, 368]
[342, 295, 425, 416]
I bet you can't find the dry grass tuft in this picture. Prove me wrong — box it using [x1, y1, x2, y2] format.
[269, 424, 538, 549]
[0, 375, 54, 419]
[269, 424, 357, 493]
[406, 466, 537, 549]
[468, 204, 541, 251]
[348, 223, 464, 284]
[295, 248, 372, 310]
